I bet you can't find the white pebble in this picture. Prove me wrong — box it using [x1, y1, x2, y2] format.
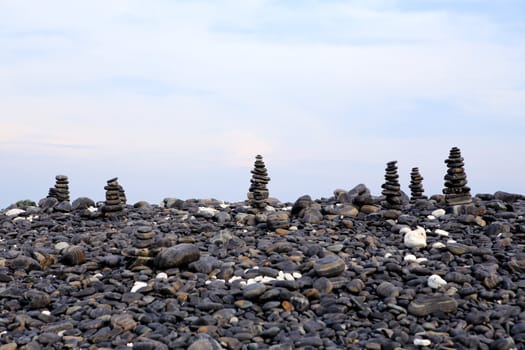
[435, 229, 449, 237]
[228, 276, 242, 283]
[399, 226, 411, 235]
[246, 278, 257, 285]
[155, 272, 168, 280]
[5, 208, 25, 217]
[385, 253, 392, 259]
[427, 274, 447, 289]
[416, 258, 428, 263]
[41, 310, 51, 316]
[87, 206, 98, 213]
[254, 276, 263, 282]
[447, 239, 457, 244]
[261, 276, 276, 284]
[239, 281, 247, 287]
[127, 343, 133, 348]
[426, 215, 436, 220]
[404, 254, 417, 262]
[289, 226, 298, 231]
[284, 273, 295, 281]
[292, 272, 302, 279]
[130, 281, 148, 293]
[277, 271, 285, 281]
[432, 242, 446, 249]
[414, 338, 432, 347]
[229, 316, 239, 324]
[432, 209, 446, 218]
[404, 226, 427, 249]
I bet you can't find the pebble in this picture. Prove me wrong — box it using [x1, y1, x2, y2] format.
[404, 226, 427, 248]
[154, 244, 201, 268]
[313, 256, 346, 277]
[427, 274, 447, 289]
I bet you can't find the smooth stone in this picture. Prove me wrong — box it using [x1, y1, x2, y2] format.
[427, 275, 447, 289]
[154, 244, 201, 268]
[404, 227, 427, 249]
[408, 295, 458, 316]
[313, 256, 346, 277]
[243, 283, 268, 299]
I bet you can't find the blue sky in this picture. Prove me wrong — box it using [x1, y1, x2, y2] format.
[1, 0, 524, 207]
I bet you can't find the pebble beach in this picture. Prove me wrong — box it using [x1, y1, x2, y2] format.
[1, 151, 525, 350]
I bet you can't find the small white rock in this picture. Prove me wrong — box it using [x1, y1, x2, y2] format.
[432, 209, 446, 218]
[399, 226, 411, 235]
[41, 310, 51, 316]
[414, 338, 432, 347]
[5, 208, 25, 217]
[292, 272, 302, 279]
[247, 278, 257, 285]
[404, 254, 417, 262]
[404, 226, 427, 249]
[239, 281, 247, 287]
[197, 207, 218, 217]
[416, 258, 428, 263]
[261, 276, 276, 284]
[127, 343, 134, 348]
[289, 226, 298, 231]
[156, 272, 168, 280]
[385, 253, 392, 259]
[428, 274, 447, 289]
[435, 229, 449, 237]
[277, 271, 285, 281]
[228, 276, 242, 283]
[284, 273, 295, 281]
[447, 239, 457, 244]
[432, 242, 446, 249]
[87, 206, 98, 213]
[426, 215, 436, 220]
[130, 281, 148, 293]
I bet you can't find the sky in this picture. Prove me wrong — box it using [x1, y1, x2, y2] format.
[1, 0, 524, 208]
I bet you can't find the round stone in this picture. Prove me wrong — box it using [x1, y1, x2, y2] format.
[313, 255, 346, 277]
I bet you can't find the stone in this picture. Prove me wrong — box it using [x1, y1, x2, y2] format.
[154, 244, 201, 269]
[72, 197, 96, 210]
[427, 274, 447, 289]
[247, 155, 271, 210]
[409, 167, 427, 201]
[313, 255, 346, 277]
[60, 246, 85, 266]
[291, 195, 313, 218]
[443, 147, 472, 206]
[404, 226, 427, 249]
[408, 295, 458, 316]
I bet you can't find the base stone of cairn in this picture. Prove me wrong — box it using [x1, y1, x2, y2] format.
[409, 167, 427, 201]
[443, 147, 472, 209]
[247, 155, 270, 211]
[102, 177, 126, 216]
[381, 161, 403, 211]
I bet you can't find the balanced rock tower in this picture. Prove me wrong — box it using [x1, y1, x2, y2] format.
[247, 155, 270, 210]
[443, 147, 472, 206]
[381, 161, 402, 210]
[48, 175, 70, 203]
[102, 177, 126, 215]
[409, 167, 427, 201]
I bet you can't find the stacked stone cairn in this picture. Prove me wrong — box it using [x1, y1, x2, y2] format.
[123, 224, 157, 270]
[409, 167, 427, 201]
[247, 155, 270, 210]
[443, 147, 472, 206]
[47, 175, 70, 203]
[102, 177, 126, 215]
[381, 161, 402, 210]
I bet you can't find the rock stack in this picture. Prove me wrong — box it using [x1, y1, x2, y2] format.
[123, 224, 157, 270]
[47, 175, 70, 202]
[381, 161, 402, 210]
[409, 167, 427, 200]
[247, 155, 270, 210]
[443, 147, 472, 206]
[102, 177, 126, 215]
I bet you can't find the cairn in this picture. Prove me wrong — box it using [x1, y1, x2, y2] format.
[409, 167, 427, 201]
[102, 177, 126, 215]
[48, 175, 70, 202]
[381, 161, 402, 210]
[443, 147, 472, 206]
[247, 155, 270, 210]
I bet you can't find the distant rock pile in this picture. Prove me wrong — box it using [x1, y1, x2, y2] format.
[381, 161, 402, 210]
[409, 167, 427, 201]
[443, 147, 472, 206]
[47, 175, 70, 203]
[247, 155, 270, 210]
[102, 177, 127, 215]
